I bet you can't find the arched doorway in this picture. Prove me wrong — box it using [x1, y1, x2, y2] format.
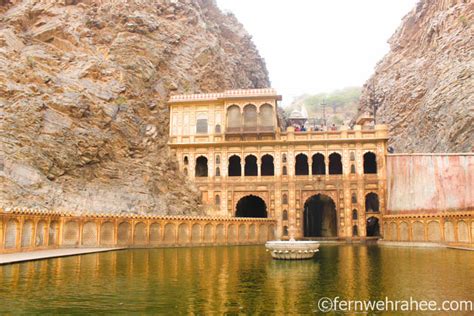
[261, 154, 274, 176]
[228, 155, 241, 176]
[312, 153, 325, 175]
[363, 152, 377, 174]
[365, 193, 380, 213]
[235, 195, 267, 218]
[366, 217, 380, 236]
[303, 194, 337, 237]
[329, 153, 342, 174]
[244, 155, 257, 176]
[295, 153, 309, 175]
[195, 156, 208, 177]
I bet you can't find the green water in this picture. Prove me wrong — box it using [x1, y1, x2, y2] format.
[1, 245, 473, 314]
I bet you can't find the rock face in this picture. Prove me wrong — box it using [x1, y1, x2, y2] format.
[358, 0, 473, 153]
[0, 0, 269, 214]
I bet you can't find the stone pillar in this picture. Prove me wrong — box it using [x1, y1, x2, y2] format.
[308, 156, 312, 176]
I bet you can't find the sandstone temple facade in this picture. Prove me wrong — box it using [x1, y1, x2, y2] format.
[168, 89, 388, 241]
[1, 89, 472, 254]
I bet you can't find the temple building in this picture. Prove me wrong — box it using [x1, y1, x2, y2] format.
[168, 89, 388, 240]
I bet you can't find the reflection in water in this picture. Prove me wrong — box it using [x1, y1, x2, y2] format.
[1, 245, 473, 314]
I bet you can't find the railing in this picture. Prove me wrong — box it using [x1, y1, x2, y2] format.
[225, 126, 275, 134]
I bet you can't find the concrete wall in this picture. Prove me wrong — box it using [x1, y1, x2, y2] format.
[387, 154, 474, 214]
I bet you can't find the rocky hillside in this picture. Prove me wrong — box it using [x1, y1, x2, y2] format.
[0, 0, 269, 214]
[357, 0, 473, 153]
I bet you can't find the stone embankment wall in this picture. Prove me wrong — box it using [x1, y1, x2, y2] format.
[382, 154, 473, 246]
[0, 209, 276, 254]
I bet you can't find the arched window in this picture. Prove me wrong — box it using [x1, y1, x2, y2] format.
[283, 226, 289, 236]
[215, 167, 220, 177]
[363, 152, 377, 174]
[351, 164, 356, 174]
[282, 166, 287, 175]
[243, 104, 257, 131]
[227, 105, 241, 132]
[352, 209, 358, 220]
[282, 210, 288, 221]
[195, 156, 208, 177]
[352, 225, 358, 236]
[196, 114, 208, 134]
[259, 104, 274, 130]
[351, 193, 357, 204]
[350, 152, 355, 161]
[184, 156, 189, 165]
[365, 193, 380, 213]
[244, 155, 258, 176]
[215, 124, 221, 134]
[215, 155, 220, 164]
[295, 153, 309, 175]
[282, 194, 288, 204]
[215, 195, 220, 205]
[329, 153, 343, 174]
[228, 155, 241, 177]
[311, 153, 325, 175]
[261, 154, 274, 176]
[282, 154, 287, 163]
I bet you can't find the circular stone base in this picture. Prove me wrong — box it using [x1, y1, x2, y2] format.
[265, 240, 320, 260]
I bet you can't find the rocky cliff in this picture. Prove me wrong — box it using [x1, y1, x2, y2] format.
[358, 0, 473, 153]
[0, 0, 270, 214]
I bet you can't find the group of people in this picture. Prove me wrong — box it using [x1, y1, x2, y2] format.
[293, 124, 338, 132]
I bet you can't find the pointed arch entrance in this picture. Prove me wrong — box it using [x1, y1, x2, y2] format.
[303, 194, 337, 237]
[235, 195, 267, 218]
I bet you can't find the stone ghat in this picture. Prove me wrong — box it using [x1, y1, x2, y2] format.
[0, 208, 276, 254]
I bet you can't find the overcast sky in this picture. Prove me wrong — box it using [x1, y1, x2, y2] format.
[216, 0, 417, 105]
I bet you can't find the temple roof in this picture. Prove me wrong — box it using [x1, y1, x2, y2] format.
[169, 88, 280, 103]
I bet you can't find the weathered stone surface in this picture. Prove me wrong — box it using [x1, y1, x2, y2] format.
[0, 0, 270, 214]
[357, 0, 473, 153]
[387, 154, 474, 213]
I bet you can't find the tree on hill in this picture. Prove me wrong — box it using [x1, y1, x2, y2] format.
[285, 87, 361, 125]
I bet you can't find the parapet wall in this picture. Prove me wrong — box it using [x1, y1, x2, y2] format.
[0, 209, 276, 254]
[386, 154, 474, 214]
[383, 153, 473, 246]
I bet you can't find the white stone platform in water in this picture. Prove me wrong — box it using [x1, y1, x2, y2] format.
[265, 240, 320, 260]
[0, 248, 124, 265]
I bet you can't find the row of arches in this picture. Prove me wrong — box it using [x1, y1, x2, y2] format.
[64, 221, 276, 246]
[1, 218, 276, 249]
[295, 152, 377, 175]
[195, 154, 275, 177]
[227, 104, 274, 132]
[191, 151, 377, 177]
[3, 219, 59, 249]
[383, 220, 472, 243]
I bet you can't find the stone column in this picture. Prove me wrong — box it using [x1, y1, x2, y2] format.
[308, 156, 312, 176]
